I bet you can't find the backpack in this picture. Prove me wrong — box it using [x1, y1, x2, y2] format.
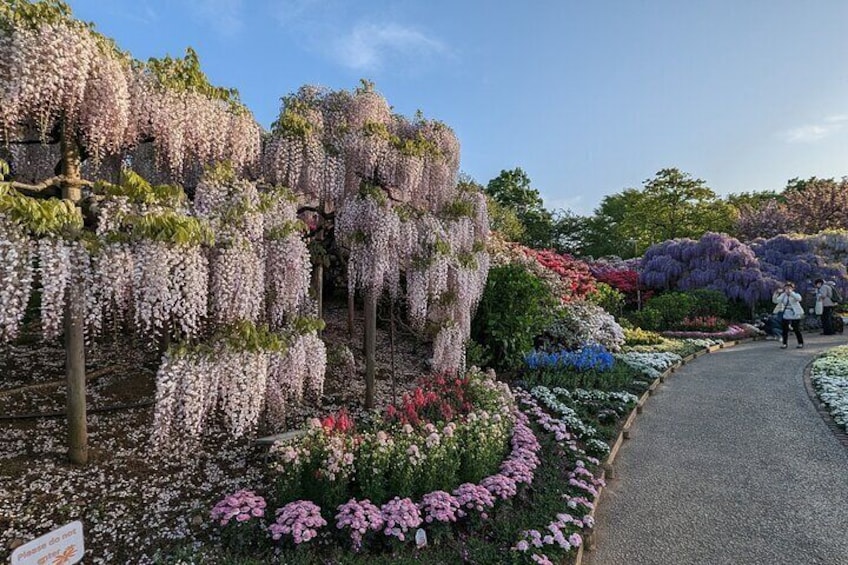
[829, 283, 843, 304]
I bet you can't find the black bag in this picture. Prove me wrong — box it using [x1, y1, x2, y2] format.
[829, 283, 843, 304]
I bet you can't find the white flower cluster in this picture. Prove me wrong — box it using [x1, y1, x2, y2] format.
[152, 330, 327, 444]
[811, 348, 848, 430]
[548, 300, 626, 352]
[615, 351, 682, 379]
[132, 240, 208, 339]
[265, 332, 327, 426]
[0, 217, 33, 340]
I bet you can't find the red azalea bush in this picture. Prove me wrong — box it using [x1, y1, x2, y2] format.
[591, 267, 653, 305]
[385, 373, 475, 427]
[523, 249, 596, 302]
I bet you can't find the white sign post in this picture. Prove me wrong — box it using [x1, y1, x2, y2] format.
[10, 521, 84, 565]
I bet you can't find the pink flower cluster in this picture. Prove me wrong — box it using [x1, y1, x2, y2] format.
[210, 489, 267, 526]
[568, 461, 605, 498]
[380, 497, 422, 541]
[419, 491, 461, 524]
[453, 482, 496, 519]
[335, 498, 384, 551]
[269, 500, 327, 544]
[509, 391, 609, 563]
[514, 389, 579, 451]
[481, 474, 518, 500]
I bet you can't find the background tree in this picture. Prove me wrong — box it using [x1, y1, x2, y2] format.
[782, 176, 848, 233]
[485, 167, 554, 248]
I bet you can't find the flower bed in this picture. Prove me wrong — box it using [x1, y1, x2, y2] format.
[522, 345, 659, 393]
[269, 371, 515, 510]
[186, 367, 630, 564]
[661, 323, 762, 341]
[811, 346, 848, 430]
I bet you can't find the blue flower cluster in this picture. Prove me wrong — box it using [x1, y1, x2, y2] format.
[524, 344, 615, 373]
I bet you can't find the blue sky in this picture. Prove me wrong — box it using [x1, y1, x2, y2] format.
[68, 0, 848, 214]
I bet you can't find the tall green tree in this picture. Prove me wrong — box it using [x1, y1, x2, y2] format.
[485, 168, 555, 248]
[582, 168, 734, 256]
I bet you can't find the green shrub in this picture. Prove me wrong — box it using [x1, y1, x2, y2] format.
[686, 289, 729, 318]
[587, 282, 625, 316]
[471, 264, 556, 370]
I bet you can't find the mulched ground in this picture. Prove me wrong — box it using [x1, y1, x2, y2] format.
[0, 299, 425, 564]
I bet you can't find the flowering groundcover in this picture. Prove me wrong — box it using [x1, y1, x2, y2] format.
[811, 346, 848, 430]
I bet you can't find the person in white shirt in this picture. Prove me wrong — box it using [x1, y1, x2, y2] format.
[772, 282, 804, 349]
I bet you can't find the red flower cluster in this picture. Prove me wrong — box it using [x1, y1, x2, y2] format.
[677, 316, 728, 332]
[385, 374, 475, 427]
[523, 249, 596, 301]
[593, 268, 653, 304]
[321, 408, 354, 435]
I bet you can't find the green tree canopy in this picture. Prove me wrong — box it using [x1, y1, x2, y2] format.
[485, 168, 555, 248]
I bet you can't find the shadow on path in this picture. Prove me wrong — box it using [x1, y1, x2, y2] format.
[585, 336, 848, 565]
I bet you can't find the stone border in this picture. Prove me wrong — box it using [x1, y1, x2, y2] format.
[802, 360, 848, 448]
[572, 337, 759, 565]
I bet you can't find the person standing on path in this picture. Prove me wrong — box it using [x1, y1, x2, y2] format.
[814, 278, 836, 335]
[773, 282, 804, 348]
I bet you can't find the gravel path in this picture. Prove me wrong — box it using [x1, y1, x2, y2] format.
[586, 336, 848, 565]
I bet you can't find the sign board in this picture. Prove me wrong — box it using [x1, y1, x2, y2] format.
[10, 521, 84, 565]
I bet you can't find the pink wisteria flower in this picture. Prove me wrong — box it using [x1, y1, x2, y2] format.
[381, 497, 422, 541]
[269, 500, 326, 544]
[335, 498, 384, 551]
[210, 489, 267, 526]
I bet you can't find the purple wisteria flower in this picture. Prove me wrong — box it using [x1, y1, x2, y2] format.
[380, 497, 422, 541]
[210, 489, 267, 526]
[335, 498, 384, 551]
[269, 500, 326, 544]
[419, 491, 461, 524]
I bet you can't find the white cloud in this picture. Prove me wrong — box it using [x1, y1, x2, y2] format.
[188, 0, 244, 36]
[782, 115, 848, 143]
[331, 22, 448, 71]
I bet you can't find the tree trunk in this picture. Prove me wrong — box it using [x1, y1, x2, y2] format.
[389, 302, 397, 405]
[364, 292, 377, 409]
[311, 263, 323, 329]
[61, 128, 87, 465]
[347, 290, 355, 339]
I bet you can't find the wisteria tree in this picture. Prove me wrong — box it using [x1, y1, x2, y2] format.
[262, 83, 490, 408]
[0, 0, 264, 463]
[640, 232, 775, 307]
[733, 199, 793, 242]
[783, 177, 848, 234]
[751, 233, 848, 296]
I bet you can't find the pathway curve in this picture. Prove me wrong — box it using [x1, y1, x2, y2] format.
[586, 336, 848, 565]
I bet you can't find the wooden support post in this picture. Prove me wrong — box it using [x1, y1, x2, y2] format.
[61, 130, 87, 465]
[364, 292, 377, 410]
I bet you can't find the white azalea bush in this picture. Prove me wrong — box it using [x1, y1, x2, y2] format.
[811, 346, 848, 430]
[543, 300, 625, 352]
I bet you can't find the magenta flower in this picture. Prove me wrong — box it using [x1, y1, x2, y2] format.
[335, 498, 384, 551]
[210, 489, 267, 527]
[269, 500, 326, 544]
[380, 497, 422, 542]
